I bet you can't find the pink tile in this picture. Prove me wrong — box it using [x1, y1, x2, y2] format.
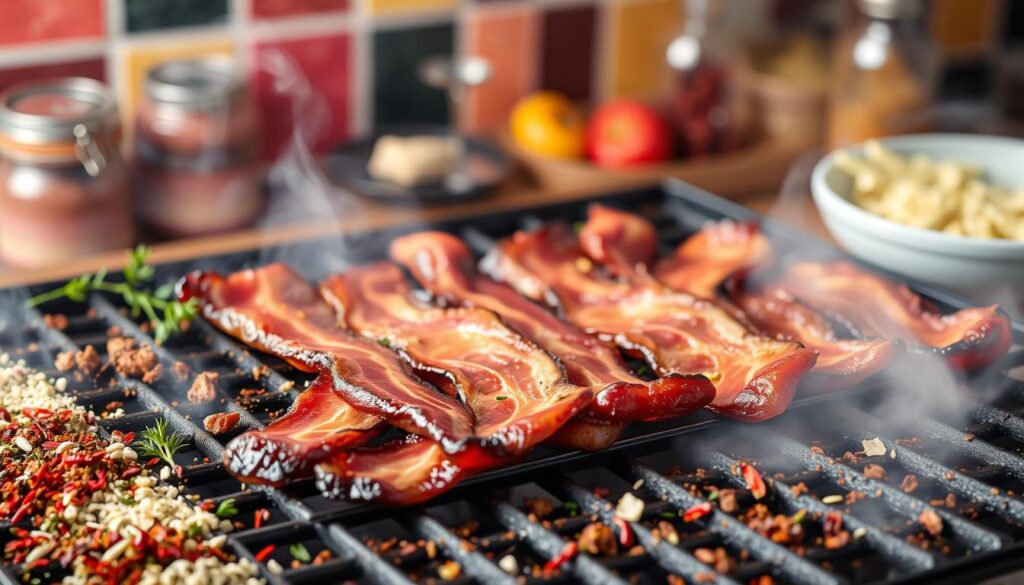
[252, 33, 351, 160]
[0, 0, 104, 46]
[251, 0, 348, 18]
[0, 58, 106, 95]
[464, 6, 539, 133]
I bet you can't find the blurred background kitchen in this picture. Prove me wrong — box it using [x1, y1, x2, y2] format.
[0, 0, 1020, 282]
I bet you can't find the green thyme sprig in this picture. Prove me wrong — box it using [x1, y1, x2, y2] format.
[27, 245, 198, 343]
[215, 498, 239, 519]
[136, 418, 187, 468]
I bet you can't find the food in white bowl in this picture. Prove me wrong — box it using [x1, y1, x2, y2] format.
[834, 140, 1024, 240]
[811, 134, 1024, 297]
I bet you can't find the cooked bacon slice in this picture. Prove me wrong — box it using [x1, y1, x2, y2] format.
[653, 219, 772, 298]
[315, 435, 507, 505]
[641, 219, 903, 387]
[546, 418, 630, 452]
[319, 262, 593, 454]
[773, 261, 1012, 370]
[578, 204, 659, 278]
[178, 264, 475, 451]
[485, 225, 816, 421]
[222, 374, 384, 486]
[390, 231, 716, 424]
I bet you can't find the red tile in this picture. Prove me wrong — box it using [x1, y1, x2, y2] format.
[253, 34, 351, 160]
[251, 0, 348, 18]
[0, 0, 104, 46]
[0, 58, 106, 95]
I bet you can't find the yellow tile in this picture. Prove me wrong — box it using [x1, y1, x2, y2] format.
[119, 39, 235, 133]
[605, 0, 682, 100]
[369, 0, 457, 16]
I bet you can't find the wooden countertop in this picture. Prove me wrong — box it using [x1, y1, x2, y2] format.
[0, 140, 824, 288]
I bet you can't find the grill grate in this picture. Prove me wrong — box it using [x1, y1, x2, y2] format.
[1, 180, 1022, 584]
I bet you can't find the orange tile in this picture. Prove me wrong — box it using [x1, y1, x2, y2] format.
[605, 0, 683, 100]
[119, 39, 236, 139]
[463, 6, 540, 133]
[369, 0, 457, 16]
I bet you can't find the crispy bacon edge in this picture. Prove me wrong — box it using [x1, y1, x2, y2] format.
[222, 374, 384, 486]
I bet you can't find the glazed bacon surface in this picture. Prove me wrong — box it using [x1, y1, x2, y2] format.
[392, 231, 716, 450]
[179, 264, 475, 451]
[485, 224, 816, 421]
[222, 374, 384, 486]
[639, 217, 903, 386]
[773, 261, 1012, 370]
[319, 262, 593, 454]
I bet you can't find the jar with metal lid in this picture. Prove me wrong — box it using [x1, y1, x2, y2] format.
[828, 0, 937, 148]
[0, 77, 133, 267]
[135, 56, 263, 238]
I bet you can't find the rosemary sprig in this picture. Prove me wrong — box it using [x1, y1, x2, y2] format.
[136, 419, 187, 468]
[26, 245, 198, 343]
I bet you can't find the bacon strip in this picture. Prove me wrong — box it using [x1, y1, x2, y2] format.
[578, 204, 659, 279]
[319, 262, 593, 454]
[390, 231, 716, 426]
[315, 435, 506, 506]
[485, 225, 816, 421]
[641, 218, 904, 387]
[178, 264, 475, 451]
[773, 261, 1012, 370]
[222, 374, 384, 486]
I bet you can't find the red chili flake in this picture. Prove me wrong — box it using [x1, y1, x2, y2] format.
[0, 408, 10, 422]
[741, 463, 767, 500]
[121, 466, 142, 479]
[21, 407, 54, 419]
[41, 441, 59, 450]
[683, 502, 714, 522]
[146, 457, 161, 467]
[254, 544, 277, 562]
[612, 516, 634, 547]
[255, 508, 268, 529]
[543, 541, 578, 577]
[87, 469, 108, 492]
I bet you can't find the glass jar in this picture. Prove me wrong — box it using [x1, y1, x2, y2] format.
[135, 56, 263, 238]
[0, 78, 133, 267]
[828, 0, 937, 148]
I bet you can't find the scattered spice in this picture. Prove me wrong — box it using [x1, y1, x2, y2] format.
[615, 492, 645, 522]
[171, 361, 192, 382]
[919, 509, 943, 536]
[862, 437, 887, 457]
[612, 515, 634, 547]
[823, 511, 850, 549]
[657, 520, 679, 545]
[822, 495, 844, 505]
[901, 474, 920, 494]
[204, 411, 241, 435]
[741, 463, 766, 500]
[523, 496, 555, 519]
[718, 488, 738, 513]
[498, 554, 519, 575]
[862, 463, 886, 480]
[543, 541, 578, 577]
[742, 504, 805, 546]
[578, 522, 618, 556]
[683, 502, 714, 522]
[188, 371, 220, 404]
[107, 337, 159, 379]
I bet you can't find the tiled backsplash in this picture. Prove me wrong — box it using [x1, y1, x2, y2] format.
[0, 0, 1017, 160]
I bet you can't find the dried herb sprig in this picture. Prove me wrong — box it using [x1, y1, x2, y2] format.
[136, 418, 187, 468]
[27, 245, 198, 343]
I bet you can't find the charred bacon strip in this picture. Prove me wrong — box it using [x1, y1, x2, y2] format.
[390, 231, 716, 424]
[222, 374, 384, 486]
[485, 226, 816, 421]
[646, 219, 903, 386]
[178, 264, 475, 450]
[315, 435, 507, 505]
[319, 262, 593, 454]
[773, 261, 1012, 370]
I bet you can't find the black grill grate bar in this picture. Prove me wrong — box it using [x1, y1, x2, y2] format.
[972, 404, 1024, 444]
[324, 523, 416, 585]
[90, 296, 267, 434]
[560, 482, 740, 585]
[762, 429, 1006, 552]
[632, 462, 845, 585]
[836, 409, 1024, 525]
[878, 409, 1024, 482]
[696, 449, 937, 573]
[495, 502, 630, 585]
[411, 513, 518, 585]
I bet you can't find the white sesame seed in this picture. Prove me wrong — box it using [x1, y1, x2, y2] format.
[14, 436, 32, 453]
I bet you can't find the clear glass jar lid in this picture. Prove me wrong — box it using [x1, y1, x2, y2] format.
[0, 77, 120, 147]
[145, 56, 245, 109]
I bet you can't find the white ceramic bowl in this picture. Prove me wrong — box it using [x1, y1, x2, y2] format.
[811, 133, 1024, 297]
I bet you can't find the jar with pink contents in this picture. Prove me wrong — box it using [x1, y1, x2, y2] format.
[0, 78, 133, 267]
[135, 56, 263, 238]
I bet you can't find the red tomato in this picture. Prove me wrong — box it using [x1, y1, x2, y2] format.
[586, 100, 673, 168]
